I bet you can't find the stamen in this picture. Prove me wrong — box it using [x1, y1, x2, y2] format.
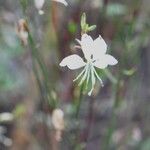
[79, 65, 88, 85]
[93, 66, 104, 86]
[86, 65, 90, 89]
[88, 88, 94, 96]
[88, 65, 96, 96]
[73, 66, 86, 82]
[74, 45, 81, 50]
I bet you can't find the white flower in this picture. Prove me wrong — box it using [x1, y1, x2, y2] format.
[60, 34, 118, 96]
[34, 0, 68, 15]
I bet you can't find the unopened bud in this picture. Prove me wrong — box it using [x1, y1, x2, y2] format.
[52, 108, 65, 141]
[88, 25, 97, 31]
[80, 13, 97, 34]
[81, 12, 86, 30]
[17, 19, 29, 46]
[52, 108, 65, 131]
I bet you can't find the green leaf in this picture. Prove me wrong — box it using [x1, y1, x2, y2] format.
[140, 138, 150, 150]
[106, 3, 127, 17]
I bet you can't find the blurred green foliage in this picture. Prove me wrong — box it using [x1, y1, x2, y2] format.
[141, 138, 150, 150]
[106, 3, 127, 17]
[0, 26, 24, 91]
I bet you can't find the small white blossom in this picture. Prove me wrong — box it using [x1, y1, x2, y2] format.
[34, 0, 68, 15]
[60, 34, 118, 96]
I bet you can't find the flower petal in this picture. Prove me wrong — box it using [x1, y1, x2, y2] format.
[93, 54, 118, 69]
[52, 0, 68, 6]
[92, 35, 107, 59]
[105, 54, 118, 65]
[60, 54, 86, 70]
[79, 34, 94, 60]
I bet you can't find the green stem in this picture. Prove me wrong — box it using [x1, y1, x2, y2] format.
[104, 69, 117, 85]
[75, 84, 84, 119]
[19, 0, 55, 107]
[20, 0, 28, 14]
[103, 72, 121, 150]
[28, 33, 56, 107]
[30, 50, 45, 102]
[19, 1, 53, 149]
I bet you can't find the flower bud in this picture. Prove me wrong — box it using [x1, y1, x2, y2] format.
[52, 108, 65, 131]
[52, 108, 65, 141]
[17, 19, 29, 46]
[81, 13, 86, 29]
[88, 25, 97, 32]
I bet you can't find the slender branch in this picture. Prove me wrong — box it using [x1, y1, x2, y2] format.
[75, 83, 84, 119]
[71, 84, 84, 149]
[102, 70, 122, 150]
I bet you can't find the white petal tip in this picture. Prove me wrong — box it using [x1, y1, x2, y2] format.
[59, 59, 66, 67]
[59, 62, 65, 67]
[115, 59, 118, 64]
[88, 88, 94, 96]
[64, 2, 68, 6]
[106, 55, 118, 66]
[112, 59, 118, 65]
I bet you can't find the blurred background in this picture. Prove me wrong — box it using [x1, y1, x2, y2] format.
[0, 0, 150, 150]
